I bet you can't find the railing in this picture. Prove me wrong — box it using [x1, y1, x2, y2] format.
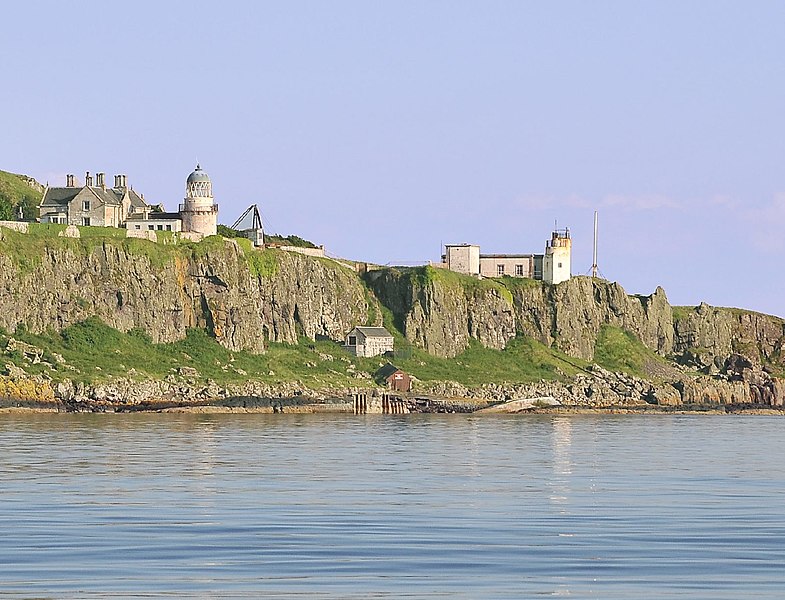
[179, 203, 219, 213]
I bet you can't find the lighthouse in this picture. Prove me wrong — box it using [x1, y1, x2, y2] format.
[180, 164, 218, 237]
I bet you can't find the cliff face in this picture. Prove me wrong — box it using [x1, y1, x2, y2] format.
[367, 269, 673, 361]
[509, 277, 673, 360]
[0, 231, 367, 351]
[673, 303, 785, 369]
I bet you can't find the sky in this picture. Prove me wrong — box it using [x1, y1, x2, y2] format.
[2, 1, 784, 317]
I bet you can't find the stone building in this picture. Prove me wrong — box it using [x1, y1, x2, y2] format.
[180, 164, 218, 237]
[441, 228, 571, 284]
[39, 172, 150, 226]
[39, 165, 219, 239]
[344, 326, 395, 358]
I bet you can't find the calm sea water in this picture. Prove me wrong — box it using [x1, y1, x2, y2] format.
[1, 413, 784, 598]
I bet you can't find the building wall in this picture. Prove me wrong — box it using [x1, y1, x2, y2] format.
[357, 335, 394, 358]
[280, 245, 325, 257]
[445, 245, 480, 276]
[479, 256, 535, 278]
[544, 236, 571, 285]
[181, 197, 218, 237]
[127, 219, 182, 233]
[68, 189, 107, 227]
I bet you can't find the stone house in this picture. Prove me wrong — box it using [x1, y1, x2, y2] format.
[344, 326, 394, 358]
[39, 172, 150, 227]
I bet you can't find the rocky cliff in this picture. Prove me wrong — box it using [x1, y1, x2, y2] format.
[2, 227, 785, 410]
[0, 229, 368, 352]
[366, 267, 674, 361]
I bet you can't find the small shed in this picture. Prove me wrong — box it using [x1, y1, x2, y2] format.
[344, 326, 394, 358]
[376, 363, 412, 392]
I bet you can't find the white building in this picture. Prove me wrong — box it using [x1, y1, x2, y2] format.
[443, 244, 480, 276]
[441, 228, 571, 284]
[543, 229, 571, 284]
[344, 327, 395, 358]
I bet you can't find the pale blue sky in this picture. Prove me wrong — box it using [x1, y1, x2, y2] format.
[2, 1, 783, 316]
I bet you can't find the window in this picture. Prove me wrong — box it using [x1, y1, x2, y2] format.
[497, 264, 505, 276]
[558, 262, 563, 268]
[82, 217, 91, 226]
[157, 225, 164, 231]
[134, 225, 141, 230]
[166, 225, 172, 231]
[348, 335, 357, 346]
[515, 264, 524, 276]
[82, 201, 90, 211]
[148, 225, 154, 230]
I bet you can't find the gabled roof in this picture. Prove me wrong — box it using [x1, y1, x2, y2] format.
[354, 326, 393, 338]
[40, 187, 80, 207]
[376, 363, 403, 380]
[127, 189, 147, 208]
[87, 186, 123, 206]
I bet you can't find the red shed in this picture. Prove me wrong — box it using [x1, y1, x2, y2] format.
[376, 363, 412, 393]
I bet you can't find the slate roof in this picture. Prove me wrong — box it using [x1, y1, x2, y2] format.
[376, 363, 402, 380]
[41, 184, 151, 211]
[354, 326, 393, 338]
[137, 211, 181, 220]
[480, 253, 541, 259]
[40, 187, 80, 207]
[128, 189, 147, 209]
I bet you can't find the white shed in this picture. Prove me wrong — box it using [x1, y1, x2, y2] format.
[344, 326, 394, 358]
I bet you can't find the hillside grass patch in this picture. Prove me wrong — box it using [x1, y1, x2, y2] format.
[593, 325, 669, 379]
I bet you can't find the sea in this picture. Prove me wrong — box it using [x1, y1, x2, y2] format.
[1, 412, 784, 599]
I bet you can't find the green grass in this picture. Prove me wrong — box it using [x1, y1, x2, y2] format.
[671, 306, 694, 323]
[593, 325, 666, 378]
[245, 247, 280, 278]
[394, 266, 515, 306]
[1, 317, 377, 389]
[2, 311, 592, 390]
[0, 170, 43, 221]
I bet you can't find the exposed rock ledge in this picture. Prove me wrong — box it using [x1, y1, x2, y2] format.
[2, 353, 783, 413]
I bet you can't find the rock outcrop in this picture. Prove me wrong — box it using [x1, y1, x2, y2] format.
[673, 303, 785, 369]
[0, 233, 368, 352]
[367, 268, 673, 361]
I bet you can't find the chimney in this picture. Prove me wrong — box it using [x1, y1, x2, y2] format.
[96, 172, 105, 188]
[66, 174, 75, 187]
[85, 171, 93, 187]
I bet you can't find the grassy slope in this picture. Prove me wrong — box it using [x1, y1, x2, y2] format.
[0, 170, 42, 221]
[593, 325, 674, 381]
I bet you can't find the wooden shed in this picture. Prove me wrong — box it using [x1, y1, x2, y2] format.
[376, 363, 412, 393]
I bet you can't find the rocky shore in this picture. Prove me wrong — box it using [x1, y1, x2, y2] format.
[2, 351, 784, 415]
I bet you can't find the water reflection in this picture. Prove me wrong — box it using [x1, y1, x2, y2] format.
[549, 417, 572, 507]
[1, 414, 785, 598]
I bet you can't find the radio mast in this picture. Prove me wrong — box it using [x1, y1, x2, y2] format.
[591, 211, 599, 278]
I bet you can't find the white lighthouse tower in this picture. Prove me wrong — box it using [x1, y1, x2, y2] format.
[543, 228, 572, 285]
[180, 164, 218, 237]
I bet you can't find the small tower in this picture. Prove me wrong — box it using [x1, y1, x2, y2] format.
[180, 164, 218, 236]
[543, 228, 571, 285]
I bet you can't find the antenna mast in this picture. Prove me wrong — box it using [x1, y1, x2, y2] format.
[591, 210, 599, 278]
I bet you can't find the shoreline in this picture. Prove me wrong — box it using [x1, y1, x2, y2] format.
[2, 395, 784, 416]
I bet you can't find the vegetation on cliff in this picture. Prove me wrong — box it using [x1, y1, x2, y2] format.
[1, 222, 785, 407]
[0, 170, 42, 221]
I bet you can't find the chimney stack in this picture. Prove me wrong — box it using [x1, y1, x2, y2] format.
[85, 171, 93, 187]
[96, 172, 105, 188]
[114, 174, 127, 188]
[66, 174, 75, 187]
